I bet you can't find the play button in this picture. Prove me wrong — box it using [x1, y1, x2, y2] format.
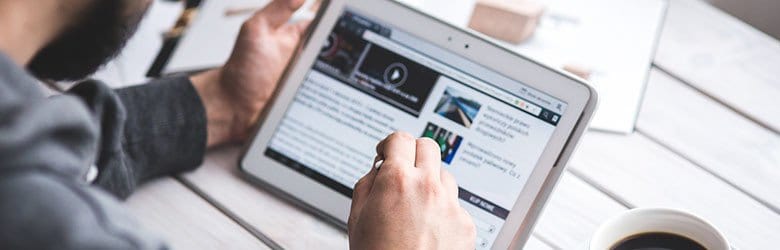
[390, 70, 401, 81]
[383, 62, 408, 87]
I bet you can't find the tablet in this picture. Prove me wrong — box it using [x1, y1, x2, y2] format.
[240, 1, 597, 248]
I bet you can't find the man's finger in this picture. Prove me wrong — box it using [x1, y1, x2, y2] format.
[351, 166, 376, 210]
[352, 158, 379, 205]
[375, 137, 388, 158]
[294, 19, 312, 36]
[349, 160, 378, 229]
[377, 132, 416, 172]
[415, 138, 442, 174]
[254, 0, 306, 28]
[278, 19, 311, 40]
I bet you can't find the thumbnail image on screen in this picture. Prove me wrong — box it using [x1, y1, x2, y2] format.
[317, 14, 371, 78]
[421, 122, 463, 164]
[434, 87, 482, 128]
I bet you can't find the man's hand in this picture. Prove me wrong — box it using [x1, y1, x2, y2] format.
[191, 0, 309, 147]
[348, 132, 476, 249]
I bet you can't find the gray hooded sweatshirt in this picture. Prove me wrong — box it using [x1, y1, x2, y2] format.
[0, 52, 207, 249]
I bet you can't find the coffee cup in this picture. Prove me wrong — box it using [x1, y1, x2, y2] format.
[589, 208, 730, 250]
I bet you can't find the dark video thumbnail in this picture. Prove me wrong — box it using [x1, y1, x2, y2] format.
[421, 122, 463, 164]
[434, 87, 482, 128]
[355, 45, 439, 116]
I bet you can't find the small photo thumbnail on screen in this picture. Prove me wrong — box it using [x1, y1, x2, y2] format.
[434, 87, 482, 128]
[316, 22, 371, 79]
[421, 122, 463, 164]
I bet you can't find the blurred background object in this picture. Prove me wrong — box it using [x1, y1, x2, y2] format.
[468, 0, 545, 44]
[90, 0, 183, 87]
[706, 0, 780, 39]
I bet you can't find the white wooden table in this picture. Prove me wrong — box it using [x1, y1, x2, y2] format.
[113, 0, 780, 249]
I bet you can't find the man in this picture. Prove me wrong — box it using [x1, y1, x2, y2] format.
[0, 0, 475, 249]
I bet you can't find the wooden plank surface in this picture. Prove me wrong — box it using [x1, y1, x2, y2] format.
[532, 171, 628, 249]
[125, 178, 269, 250]
[637, 69, 780, 212]
[524, 236, 555, 250]
[569, 132, 780, 250]
[655, 0, 780, 133]
[180, 147, 349, 249]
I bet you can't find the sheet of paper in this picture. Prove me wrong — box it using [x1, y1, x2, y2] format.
[167, 0, 666, 133]
[514, 0, 668, 133]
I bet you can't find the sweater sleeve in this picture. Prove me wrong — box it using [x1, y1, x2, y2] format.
[0, 53, 167, 249]
[69, 77, 208, 198]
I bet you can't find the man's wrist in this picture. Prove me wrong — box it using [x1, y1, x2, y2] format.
[191, 69, 247, 147]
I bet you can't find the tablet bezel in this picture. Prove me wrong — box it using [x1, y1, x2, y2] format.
[240, 0, 597, 248]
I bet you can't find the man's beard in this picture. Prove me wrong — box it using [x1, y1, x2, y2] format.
[27, 1, 145, 82]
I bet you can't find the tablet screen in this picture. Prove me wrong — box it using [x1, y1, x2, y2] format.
[264, 9, 566, 249]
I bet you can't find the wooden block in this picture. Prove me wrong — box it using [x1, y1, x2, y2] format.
[563, 64, 593, 80]
[468, 0, 544, 44]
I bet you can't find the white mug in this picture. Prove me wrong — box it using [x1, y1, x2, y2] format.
[589, 208, 730, 250]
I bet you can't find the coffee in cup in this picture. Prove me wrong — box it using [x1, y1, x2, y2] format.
[589, 208, 729, 250]
[611, 232, 705, 250]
